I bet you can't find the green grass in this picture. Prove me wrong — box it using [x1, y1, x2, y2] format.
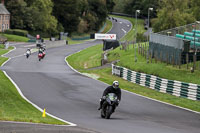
[67, 19, 113, 45]
[66, 43, 200, 113]
[107, 44, 200, 85]
[67, 38, 86, 45]
[0, 48, 67, 125]
[110, 15, 146, 41]
[67, 44, 102, 70]
[1, 34, 29, 42]
[101, 19, 113, 33]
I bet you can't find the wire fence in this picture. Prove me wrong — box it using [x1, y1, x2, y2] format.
[158, 22, 200, 36]
[118, 40, 200, 71]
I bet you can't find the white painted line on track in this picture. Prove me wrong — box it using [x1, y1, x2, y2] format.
[127, 25, 130, 27]
[122, 29, 127, 34]
[119, 22, 122, 24]
[1, 46, 16, 57]
[65, 49, 200, 115]
[0, 120, 74, 127]
[1, 48, 77, 127]
[120, 19, 133, 39]
[23, 44, 36, 48]
[1, 58, 11, 67]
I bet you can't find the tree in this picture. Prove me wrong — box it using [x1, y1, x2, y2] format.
[29, 0, 58, 35]
[106, 0, 115, 12]
[152, 0, 195, 32]
[191, 0, 200, 20]
[52, 0, 80, 34]
[6, 0, 58, 36]
[6, 0, 28, 29]
[87, 0, 107, 31]
[123, 0, 159, 18]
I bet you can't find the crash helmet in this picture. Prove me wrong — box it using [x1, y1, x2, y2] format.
[27, 48, 30, 51]
[113, 81, 119, 89]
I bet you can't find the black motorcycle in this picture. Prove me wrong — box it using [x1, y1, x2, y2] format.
[26, 53, 29, 58]
[25, 51, 31, 59]
[101, 93, 118, 119]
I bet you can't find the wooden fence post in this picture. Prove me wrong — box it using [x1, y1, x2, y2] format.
[179, 52, 181, 69]
[193, 54, 196, 70]
[186, 53, 189, 69]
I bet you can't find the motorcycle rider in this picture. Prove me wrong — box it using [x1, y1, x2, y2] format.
[38, 47, 43, 54]
[26, 48, 31, 58]
[98, 81, 121, 111]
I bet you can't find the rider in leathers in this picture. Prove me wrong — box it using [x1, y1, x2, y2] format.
[98, 81, 121, 111]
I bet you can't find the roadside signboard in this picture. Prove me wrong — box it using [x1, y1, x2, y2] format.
[95, 33, 116, 40]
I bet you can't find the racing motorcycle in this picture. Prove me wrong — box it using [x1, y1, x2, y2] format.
[38, 51, 45, 61]
[101, 93, 119, 119]
[26, 52, 30, 58]
[25, 49, 31, 59]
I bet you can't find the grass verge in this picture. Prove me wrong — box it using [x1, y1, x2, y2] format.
[0, 48, 67, 125]
[67, 19, 112, 45]
[101, 19, 112, 33]
[1, 34, 29, 42]
[66, 44, 200, 112]
[107, 44, 200, 85]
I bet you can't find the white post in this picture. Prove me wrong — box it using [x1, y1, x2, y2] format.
[135, 10, 140, 62]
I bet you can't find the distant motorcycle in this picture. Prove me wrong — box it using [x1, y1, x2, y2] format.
[101, 93, 118, 119]
[38, 51, 45, 61]
[25, 50, 31, 59]
[26, 53, 30, 58]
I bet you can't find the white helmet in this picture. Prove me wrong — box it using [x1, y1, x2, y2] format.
[113, 81, 119, 89]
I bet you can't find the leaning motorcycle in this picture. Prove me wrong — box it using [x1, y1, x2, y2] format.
[38, 51, 45, 61]
[26, 53, 30, 58]
[101, 93, 118, 119]
[38, 53, 43, 61]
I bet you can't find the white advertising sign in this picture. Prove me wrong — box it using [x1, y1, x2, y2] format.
[95, 33, 116, 40]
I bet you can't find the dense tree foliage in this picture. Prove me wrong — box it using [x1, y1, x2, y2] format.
[113, 0, 158, 17]
[113, 0, 200, 32]
[106, 0, 115, 12]
[6, 0, 28, 29]
[5, 0, 113, 36]
[152, 0, 195, 32]
[5, 0, 200, 36]
[53, 0, 108, 34]
[123, 0, 158, 17]
[52, 0, 80, 34]
[6, 0, 58, 36]
[191, 0, 200, 21]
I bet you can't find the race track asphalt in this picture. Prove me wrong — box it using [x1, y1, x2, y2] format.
[1, 18, 200, 133]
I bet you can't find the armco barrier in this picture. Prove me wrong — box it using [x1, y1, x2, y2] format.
[112, 64, 200, 101]
[44, 40, 66, 49]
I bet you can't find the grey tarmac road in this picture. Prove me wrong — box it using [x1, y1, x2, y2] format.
[1, 18, 200, 133]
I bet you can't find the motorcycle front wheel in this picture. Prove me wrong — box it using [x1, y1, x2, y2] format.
[105, 105, 113, 119]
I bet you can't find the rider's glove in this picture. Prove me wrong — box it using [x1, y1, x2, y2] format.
[116, 99, 120, 106]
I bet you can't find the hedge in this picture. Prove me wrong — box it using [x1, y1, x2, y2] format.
[4, 29, 28, 37]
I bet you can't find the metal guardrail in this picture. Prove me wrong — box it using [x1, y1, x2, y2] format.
[109, 12, 146, 19]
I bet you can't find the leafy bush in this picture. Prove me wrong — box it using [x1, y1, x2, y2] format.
[4, 29, 28, 37]
[136, 33, 147, 42]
